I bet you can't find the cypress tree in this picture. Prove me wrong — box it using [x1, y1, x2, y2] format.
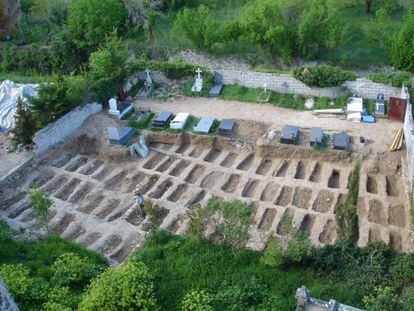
[12, 96, 37, 146]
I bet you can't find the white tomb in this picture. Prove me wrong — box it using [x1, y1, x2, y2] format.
[108, 97, 133, 119]
[191, 68, 203, 92]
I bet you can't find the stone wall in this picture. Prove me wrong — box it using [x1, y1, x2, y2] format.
[0, 278, 19, 311]
[124, 71, 171, 92]
[33, 103, 102, 154]
[215, 69, 400, 100]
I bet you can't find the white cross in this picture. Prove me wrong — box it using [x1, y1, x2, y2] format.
[196, 68, 202, 80]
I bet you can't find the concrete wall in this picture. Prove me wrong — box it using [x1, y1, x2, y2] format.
[33, 103, 102, 154]
[215, 70, 400, 100]
[0, 278, 19, 311]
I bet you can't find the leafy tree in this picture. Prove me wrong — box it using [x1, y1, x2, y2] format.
[88, 31, 127, 103]
[238, 0, 340, 64]
[205, 198, 253, 249]
[335, 162, 360, 245]
[173, 5, 218, 50]
[363, 286, 402, 310]
[29, 75, 88, 127]
[67, 0, 127, 59]
[11, 96, 37, 146]
[261, 214, 312, 268]
[391, 6, 414, 71]
[79, 262, 158, 310]
[181, 290, 213, 311]
[51, 252, 102, 290]
[29, 184, 53, 226]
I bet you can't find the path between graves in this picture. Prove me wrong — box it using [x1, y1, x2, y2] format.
[137, 97, 400, 154]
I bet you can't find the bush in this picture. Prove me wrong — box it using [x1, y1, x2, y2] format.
[67, 0, 127, 59]
[29, 75, 88, 127]
[11, 96, 37, 146]
[29, 185, 53, 225]
[363, 286, 402, 311]
[129, 60, 210, 80]
[293, 65, 358, 87]
[391, 6, 414, 71]
[79, 262, 158, 310]
[181, 290, 213, 311]
[173, 5, 218, 50]
[367, 71, 412, 88]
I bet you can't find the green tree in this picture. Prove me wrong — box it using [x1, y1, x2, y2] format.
[88, 31, 127, 103]
[29, 75, 88, 127]
[51, 252, 102, 289]
[363, 286, 402, 310]
[205, 198, 253, 249]
[335, 161, 360, 245]
[11, 96, 37, 146]
[391, 6, 414, 71]
[181, 290, 213, 311]
[79, 262, 158, 310]
[238, 0, 339, 64]
[173, 5, 218, 50]
[67, 0, 127, 59]
[29, 184, 53, 225]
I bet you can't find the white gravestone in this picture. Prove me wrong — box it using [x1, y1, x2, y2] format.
[108, 98, 120, 117]
[191, 68, 203, 92]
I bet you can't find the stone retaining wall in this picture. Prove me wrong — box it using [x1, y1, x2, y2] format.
[33, 103, 102, 154]
[0, 278, 19, 311]
[215, 69, 400, 100]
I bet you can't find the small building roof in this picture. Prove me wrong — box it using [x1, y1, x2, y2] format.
[310, 127, 324, 143]
[281, 125, 300, 140]
[218, 119, 235, 131]
[154, 111, 173, 123]
[332, 132, 350, 150]
[194, 116, 215, 133]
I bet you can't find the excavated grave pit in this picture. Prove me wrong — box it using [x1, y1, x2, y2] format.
[0, 131, 410, 267]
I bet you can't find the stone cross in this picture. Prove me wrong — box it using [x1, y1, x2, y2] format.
[196, 68, 202, 80]
[145, 69, 151, 80]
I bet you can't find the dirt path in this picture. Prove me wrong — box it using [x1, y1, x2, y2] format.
[137, 97, 401, 153]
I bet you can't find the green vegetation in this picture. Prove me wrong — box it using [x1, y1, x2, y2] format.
[293, 65, 358, 87]
[29, 185, 53, 226]
[367, 71, 412, 87]
[128, 112, 156, 130]
[78, 261, 157, 310]
[0, 220, 108, 310]
[336, 162, 361, 245]
[11, 97, 37, 146]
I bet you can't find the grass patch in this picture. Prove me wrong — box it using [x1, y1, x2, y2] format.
[126, 80, 145, 97]
[128, 112, 155, 130]
[130, 230, 365, 311]
[0, 72, 51, 84]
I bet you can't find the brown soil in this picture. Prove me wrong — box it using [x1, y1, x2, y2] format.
[258, 209, 277, 230]
[292, 187, 312, 210]
[312, 190, 335, 213]
[242, 179, 260, 198]
[388, 205, 406, 228]
[220, 152, 238, 167]
[275, 186, 293, 207]
[260, 182, 280, 202]
[169, 160, 191, 177]
[256, 159, 273, 175]
[185, 165, 206, 184]
[368, 199, 387, 225]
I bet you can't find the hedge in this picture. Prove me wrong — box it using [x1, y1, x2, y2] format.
[293, 65, 358, 88]
[366, 71, 412, 88]
[129, 60, 211, 80]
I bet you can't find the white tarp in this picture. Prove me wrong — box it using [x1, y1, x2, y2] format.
[0, 80, 38, 130]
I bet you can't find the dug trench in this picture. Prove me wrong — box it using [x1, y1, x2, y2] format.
[0, 130, 411, 267]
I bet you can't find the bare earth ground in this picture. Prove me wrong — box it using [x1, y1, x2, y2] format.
[0, 133, 34, 180]
[0, 97, 412, 266]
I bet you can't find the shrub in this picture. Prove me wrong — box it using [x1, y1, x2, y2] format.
[51, 253, 102, 290]
[142, 201, 165, 229]
[29, 74, 88, 127]
[67, 0, 127, 59]
[173, 5, 218, 50]
[293, 65, 358, 87]
[367, 71, 412, 88]
[129, 60, 210, 80]
[391, 6, 414, 71]
[29, 185, 53, 226]
[335, 162, 360, 244]
[181, 290, 213, 311]
[363, 286, 402, 311]
[79, 262, 158, 310]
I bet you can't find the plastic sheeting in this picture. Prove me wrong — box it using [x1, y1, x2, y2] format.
[0, 80, 38, 130]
